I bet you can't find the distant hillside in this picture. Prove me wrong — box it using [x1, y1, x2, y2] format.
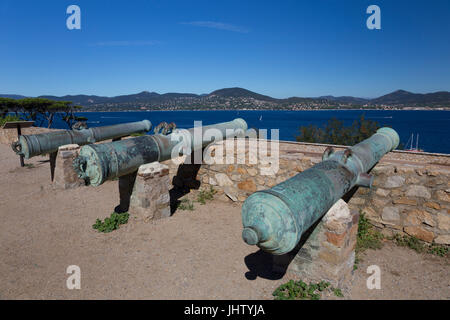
[319, 95, 369, 104]
[371, 90, 450, 105]
[0, 94, 28, 99]
[2, 88, 449, 110]
[38, 94, 110, 105]
[209, 87, 276, 101]
[36, 91, 200, 106]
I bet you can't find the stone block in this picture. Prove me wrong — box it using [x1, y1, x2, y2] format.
[273, 199, 356, 292]
[214, 173, 233, 187]
[237, 179, 257, 192]
[393, 197, 417, 206]
[129, 162, 171, 222]
[53, 144, 84, 189]
[384, 176, 405, 188]
[405, 185, 431, 199]
[424, 202, 441, 210]
[436, 190, 450, 203]
[434, 235, 450, 245]
[437, 213, 450, 231]
[404, 226, 435, 242]
[381, 206, 400, 224]
[375, 188, 390, 197]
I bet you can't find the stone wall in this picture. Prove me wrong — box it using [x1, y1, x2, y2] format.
[166, 138, 450, 245]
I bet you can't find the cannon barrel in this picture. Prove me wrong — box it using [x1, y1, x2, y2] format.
[12, 120, 152, 159]
[241, 127, 400, 255]
[73, 118, 248, 187]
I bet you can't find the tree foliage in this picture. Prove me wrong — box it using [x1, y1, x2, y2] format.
[0, 97, 84, 129]
[296, 115, 380, 146]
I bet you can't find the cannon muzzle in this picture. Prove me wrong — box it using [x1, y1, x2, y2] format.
[74, 118, 248, 186]
[12, 120, 152, 159]
[241, 127, 399, 255]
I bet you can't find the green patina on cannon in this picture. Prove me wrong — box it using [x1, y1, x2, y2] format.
[241, 127, 400, 255]
[73, 118, 248, 186]
[12, 120, 152, 159]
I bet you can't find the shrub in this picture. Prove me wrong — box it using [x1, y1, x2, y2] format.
[296, 115, 380, 146]
[93, 212, 129, 233]
[0, 115, 21, 127]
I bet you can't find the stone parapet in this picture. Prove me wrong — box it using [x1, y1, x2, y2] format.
[193, 139, 450, 245]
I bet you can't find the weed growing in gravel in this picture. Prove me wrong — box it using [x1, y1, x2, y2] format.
[177, 199, 194, 211]
[428, 244, 449, 257]
[357, 212, 384, 251]
[354, 211, 384, 269]
[177, 186, 217, 210]
[93, 212, 129, 233]
[272, 279, 343, 300]
[393, 234, 448, 257]
[197, 186, 217, 205]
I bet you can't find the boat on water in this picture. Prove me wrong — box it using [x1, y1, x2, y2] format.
[405, 133, 424, 152]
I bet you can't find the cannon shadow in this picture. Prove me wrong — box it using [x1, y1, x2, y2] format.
[169, 153, 202, 215]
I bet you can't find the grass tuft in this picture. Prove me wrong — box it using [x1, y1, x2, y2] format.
[197, 186, 217, 205]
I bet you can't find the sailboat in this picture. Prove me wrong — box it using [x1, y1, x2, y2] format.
[405, 133, 424, 152]
[259, 115, 262, 121]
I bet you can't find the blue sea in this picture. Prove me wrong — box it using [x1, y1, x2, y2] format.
[50, 110, 449, 154]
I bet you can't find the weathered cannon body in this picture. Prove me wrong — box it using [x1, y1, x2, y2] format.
[12, 120, 152, 159]
[241, 127, 400, 255]
[74, 118, 248, 186]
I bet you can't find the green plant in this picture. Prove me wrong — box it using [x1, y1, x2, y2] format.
[177, 199, 194, 211]
[356, 212, 384, 252]
[428, 244, 449, 257]
[197, 186, 217, 205]
[93, 212, 129, 233]
[272, 280, 343, 300]
[296, 115, 380, 146]
[354, 211, 384, 269]
[393, 234, 425, 252]
[332, 288, 344, 297]
[0, 114, 21, 126]
[353, 256, 360, 270]
[394, 234, 448, 257]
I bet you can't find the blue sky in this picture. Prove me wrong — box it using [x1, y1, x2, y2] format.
[0, 0, 449, 98]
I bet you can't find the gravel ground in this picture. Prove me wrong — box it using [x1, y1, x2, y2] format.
[0, 143, 448, 299]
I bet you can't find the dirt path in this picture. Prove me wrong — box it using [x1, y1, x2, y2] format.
[0, 143, 448, 299]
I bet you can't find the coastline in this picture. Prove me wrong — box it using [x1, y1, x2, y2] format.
[76, 108, 450, 113]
